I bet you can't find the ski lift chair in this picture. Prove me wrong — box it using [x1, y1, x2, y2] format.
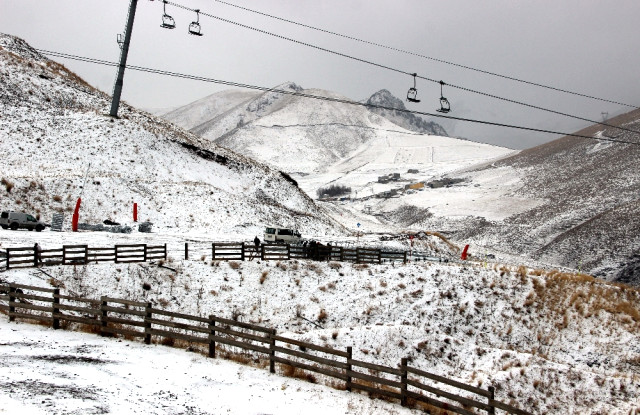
[436, 80, 451, 113]
[189, 9, 203, 36]
[407, 73, 421, 103]
[160, 0, 176, 29]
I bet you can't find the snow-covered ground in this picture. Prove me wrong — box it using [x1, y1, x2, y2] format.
[2, 229, 639, 415]
[0, 318, 421, 415]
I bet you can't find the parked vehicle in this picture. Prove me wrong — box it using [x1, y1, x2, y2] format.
[0, 211, 46, 232]
[264, 226, 301, 244]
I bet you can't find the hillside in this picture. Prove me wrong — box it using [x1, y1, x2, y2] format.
[162, 85, 456, 175]
[2, 238, 639, 415]
[0, 34, 342, 238]
[452, 110, 640, 283]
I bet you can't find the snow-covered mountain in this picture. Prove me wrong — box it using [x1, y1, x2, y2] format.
[370, 110, 640, 283]
[366, 89, 448, 136]
[0, 34, 342, 237]
[161, 85, 455, 175]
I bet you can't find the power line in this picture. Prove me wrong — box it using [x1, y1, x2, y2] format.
[211, 0, 638, 110]
[162, 1, 640, 137]
[36, 49, 640, 147]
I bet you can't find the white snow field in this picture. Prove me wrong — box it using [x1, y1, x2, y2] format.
[0, 318, 422, 415]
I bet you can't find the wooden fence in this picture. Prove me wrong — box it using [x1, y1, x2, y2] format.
[210, 243, 407, 264]
[0, 282, 529, 415]
[3, 244, 167, 270]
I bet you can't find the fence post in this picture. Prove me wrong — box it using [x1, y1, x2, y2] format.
[241, 243, 245, 261]
[83, 245, 88, 264]
[346, 346, 352, 392]
[211, 243, 216, 261]
[5, 248, 10, 269]
[100, 296, 108, 336]
[114, 245, 119, 264]
[400, 357, 408, 406]
[52, 288, 60, 330]
[286, 244, 291, 260]
[488, 386, 495, 415]
[143, 244, 148, 262]
[269, 329, 276, 373]
[403, 251, 407, 264]
[261, 244, 265, 261]
[339, 247, 344, 262]
[33, 244, 38, 267]
[8, 284, 16, 321]
[163, 243, 167, 260]
[377, 249, 382, 264]
[185, 243, 189, 260]
[144, 302, 152, 345]
[62, 246, 68, 265]
[208, 315, 216, 358]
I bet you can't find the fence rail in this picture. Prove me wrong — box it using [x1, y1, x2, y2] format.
[3, 244, 167, 270]
[0, 282, 529, 415]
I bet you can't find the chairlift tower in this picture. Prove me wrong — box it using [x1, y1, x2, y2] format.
[110, 0, 139, 118]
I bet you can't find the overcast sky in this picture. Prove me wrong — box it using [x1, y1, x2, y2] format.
[2, 0, 639, 149]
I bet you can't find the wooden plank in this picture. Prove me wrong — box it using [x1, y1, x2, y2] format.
[348, 369, 402, 389]
[114, 244, 146, 248]
[405, 390, 477, 415]
[62, 244, 89, 249]
[101, 305, 146, 317]
[54, 313, 101, 327]
[102, 297, 148, 307]
[407, 366, 491, 397]
[350, 358, 402, 376]
[213, 325, 271, 344]
[273, 345, 348, 370]
[9, 302, 53, 314]
[87, 252, 117, 258]
[213, 315, 274, 334]
[9, 312, 53, 323]
[351, 382, 402, 400]
[273, 335, 349, 357]
[105, 315, 146, 328]
[406, 378, 490, 412]
[101, 326, 145, 338]
[9, 253, 37, 258]
[56, 303, 100, 314]
[5, 247, 36, 251]
[11, 292, 53, 303]
[151, 308, 209, 324]
[148, 328, 209, 344]
[146, 317, 209, 334]
[212, 335, 270, 355]
[272, 355, 348, 381]
[54, 294, 101, 305]
[89, 247, 117, 252]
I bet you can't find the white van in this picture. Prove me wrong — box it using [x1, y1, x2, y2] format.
[0, 211, 46, 232]
[264, 227, 301, 244]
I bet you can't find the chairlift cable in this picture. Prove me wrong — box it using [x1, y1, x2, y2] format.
[210, 0, 638, 110]
[161, 1, 640, 136]
[34, 49, 640, 147]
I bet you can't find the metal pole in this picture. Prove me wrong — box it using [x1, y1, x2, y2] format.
[110, 0, 138, 117]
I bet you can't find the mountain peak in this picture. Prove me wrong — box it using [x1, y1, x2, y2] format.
[366, 89, 406, 110]
[365, 89, 447, 136]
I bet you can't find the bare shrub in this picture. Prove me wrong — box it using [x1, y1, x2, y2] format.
[260, 271, 268, 284]
[317, 309, 328, 322]
[228, 261, 240, 270]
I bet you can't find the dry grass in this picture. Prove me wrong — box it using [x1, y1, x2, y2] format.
[228, 261, 241, 270]
[259, 271, 268, 284]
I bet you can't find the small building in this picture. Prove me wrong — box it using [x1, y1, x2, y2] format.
[407, 169, 419, 174]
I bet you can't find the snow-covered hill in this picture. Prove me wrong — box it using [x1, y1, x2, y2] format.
[366, 89, 448, 136]
[0, 34, 342, 238]
[422, 111, 640, 283]
[161, 84, 461, 175]
[3, 236, 639, 415]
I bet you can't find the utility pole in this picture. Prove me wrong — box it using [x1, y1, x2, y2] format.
[110, 0, 139, 118]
